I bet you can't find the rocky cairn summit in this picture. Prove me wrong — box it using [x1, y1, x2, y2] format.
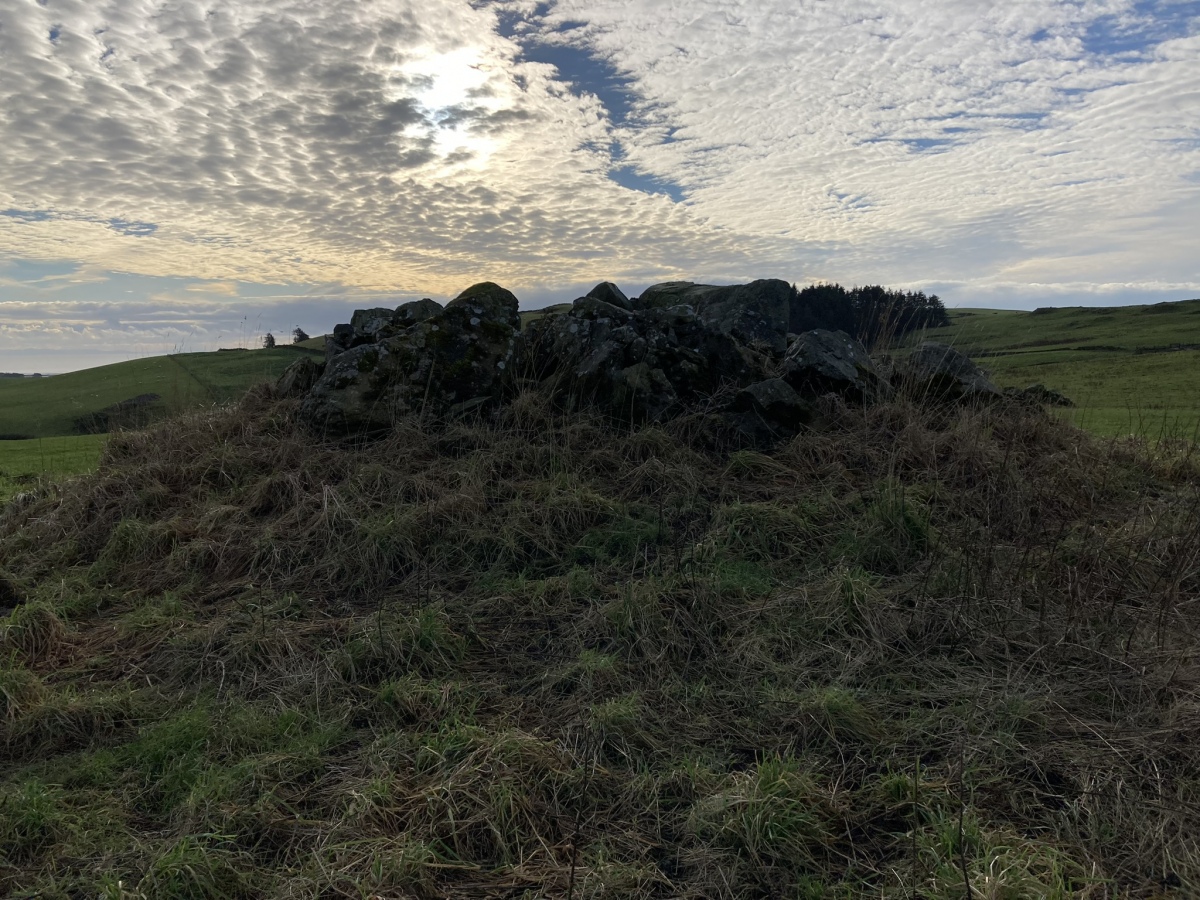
[294, 283, 520, 432]
[281, 279, 1003, 444]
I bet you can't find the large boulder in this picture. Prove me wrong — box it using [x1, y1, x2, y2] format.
[782, 330, 886, 401]
[276, 356, 324, 398]
[637, 279, 793, 356]
[723, 378, 813, 446]
[324, 299, 448, 360]
[898, 342, 1000, 401]
[300, 283, 520, 432]
[446, 282, 521, 329]
[395, 298, 443, 327]
[325, 322, 358, 359]
[301, 344, 394, 432]
[586, 281, 633, 310]
[350, 307, 398, 339]
[524, 287, 772, 423]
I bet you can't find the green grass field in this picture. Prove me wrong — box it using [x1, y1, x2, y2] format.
[0, 347, 321, 439]
[915, 299, 1200, 438]
[0, 434, 109, 502]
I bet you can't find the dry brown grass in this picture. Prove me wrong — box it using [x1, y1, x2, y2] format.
[0, 383, 1197, 898]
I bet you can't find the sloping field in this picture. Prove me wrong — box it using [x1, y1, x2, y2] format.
[922, 300, 1200, 438]
[0, 347, 321, 439]
[0, 434, 109, 502]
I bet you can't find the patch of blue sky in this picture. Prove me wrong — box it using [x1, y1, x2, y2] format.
[994, 111, 1048, 122]
[608, 166, 685, 202]
[899, 137, 956, 153]
[579, 141, 686, 201]
[492, 4, 689, 201]
[860, 134, 959, 154]
[829, 190, 873, 211]
[517, 37, 641, 128]
[0, 259, 80, 285]
[1, 208, 54, 223]
[490, 1, 552, 37]
[1, 264, 161, 305]
[937, 110, 1048, 128]
[107, 219, 157, 237]
[2, 209, 157, 237]
[1160, 134, 1200, 150]
[1082, 0, 1199, 57]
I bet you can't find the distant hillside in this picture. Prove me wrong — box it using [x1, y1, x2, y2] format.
[927, 298, 1200, 355]
[913, 299, 1200, 438]
[0, 347, 322, 439]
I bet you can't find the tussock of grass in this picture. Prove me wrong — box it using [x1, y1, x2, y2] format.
[0, 600, 67, 662]
[1, 384, 1198, 897]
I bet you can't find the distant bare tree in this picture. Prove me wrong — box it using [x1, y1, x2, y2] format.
[262, 332, 276, 349]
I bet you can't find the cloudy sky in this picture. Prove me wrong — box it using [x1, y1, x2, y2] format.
[2, 0, 1198, 372]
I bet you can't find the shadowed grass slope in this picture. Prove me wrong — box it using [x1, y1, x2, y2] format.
[1, 386, 1199, 898]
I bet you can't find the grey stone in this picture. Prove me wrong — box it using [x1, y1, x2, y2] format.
[571, 295, 635, 322]
[523, 295, 772, 424]
[276, 356, 324, 398]
[638, 279, 793, 355]
[301, 344, 395, 433]
[395, 298, 443, 326]
[326, 323, 356, 359]
[782, 330, 885, 400]
[726, 378, 813, 445]
[1022, 383, 1074, 407]
[586, 281, 632, 310]
[301, 283, 521, 432]
[350, 307, 398, 338]
[445, 282, 520, 329]
[898, 342, 1001, 401]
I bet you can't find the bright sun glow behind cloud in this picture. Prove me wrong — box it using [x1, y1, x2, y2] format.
[401, 46, 504, 171]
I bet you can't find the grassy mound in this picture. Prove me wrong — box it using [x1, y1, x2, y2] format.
[1, 388, 1198, 898]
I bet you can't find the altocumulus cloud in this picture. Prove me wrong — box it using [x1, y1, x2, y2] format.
[0, 0, 1198, 369]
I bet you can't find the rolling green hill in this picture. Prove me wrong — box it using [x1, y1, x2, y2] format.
[0, 347, 321, 440]
[0, 347, 322, 497]
[915, 299, 1200, 438]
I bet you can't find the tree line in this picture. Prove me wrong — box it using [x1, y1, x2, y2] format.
[792, 283, 950, 348]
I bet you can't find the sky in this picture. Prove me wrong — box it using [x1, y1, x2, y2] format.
[1, 0, 1198, 373]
